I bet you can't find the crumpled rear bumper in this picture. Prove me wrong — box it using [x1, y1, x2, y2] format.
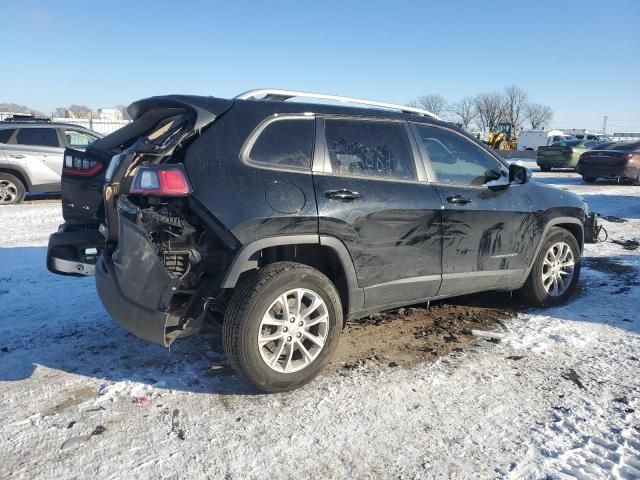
[95, 216, 183, 346]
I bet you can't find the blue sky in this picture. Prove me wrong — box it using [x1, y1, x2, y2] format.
[2, 0, 639, 132]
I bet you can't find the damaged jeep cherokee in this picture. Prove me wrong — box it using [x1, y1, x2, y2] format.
[47, 89, 587, 392]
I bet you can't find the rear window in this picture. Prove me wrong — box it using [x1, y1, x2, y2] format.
[16, 128, 59, 147]
[249, 118, 314, 169]
[324, 119, 417, 180]
[0, 128, 16, 143]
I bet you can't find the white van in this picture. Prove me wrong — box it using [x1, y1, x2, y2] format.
[517, 130, 575, 151]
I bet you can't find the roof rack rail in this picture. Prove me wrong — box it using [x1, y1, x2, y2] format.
[2, 114, 51, 123]
[234, 89, 441, 120]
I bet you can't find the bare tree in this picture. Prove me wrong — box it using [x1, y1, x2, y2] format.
[450, 97, 477, 130]
[408, 94, 449, 117]
[0, 102, 44, 116]
[473, 93, 505, 133]
[67, 105, 94, 119]
[525, 103, 553, 129]
[115, 104, 132, 121]
[53, 107, 68, 118]
[503, 85, 528, 131]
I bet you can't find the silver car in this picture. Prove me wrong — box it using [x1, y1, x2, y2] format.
[0, 119, 101, 204]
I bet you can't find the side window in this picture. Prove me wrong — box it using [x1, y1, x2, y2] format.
[65, 130, 98, 150]
[16, 128, 60, 147]
[413, 124, 504, 186]
[249, 118, 314, 169]
[0, 128, 16, 143]
[323, 119, 416, 180]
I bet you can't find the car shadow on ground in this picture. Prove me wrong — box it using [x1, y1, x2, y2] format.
[0, 247, 638, 396]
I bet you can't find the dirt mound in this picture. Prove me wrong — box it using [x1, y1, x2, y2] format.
[331, 292, 518, 371]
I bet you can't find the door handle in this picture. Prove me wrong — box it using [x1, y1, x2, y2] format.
[325, 189, 362, 201]
[446, 195, 473, 204]
[9, 154, 26, 159]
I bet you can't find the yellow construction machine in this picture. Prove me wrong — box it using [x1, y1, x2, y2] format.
[488, 122, 518, 150]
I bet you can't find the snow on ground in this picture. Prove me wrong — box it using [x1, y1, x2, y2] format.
[0, 172, 639, 479]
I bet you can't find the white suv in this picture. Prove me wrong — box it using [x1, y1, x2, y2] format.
[0, 118, 101, 204]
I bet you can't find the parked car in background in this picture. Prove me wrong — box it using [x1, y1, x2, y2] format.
[517, 129, 575, 151]
[0, 116, 102, 204]
[576, 141, 640, 184]
[572, 133, 611, 142]
[47, 89, 587, 392]
[537, 139, 605, 171]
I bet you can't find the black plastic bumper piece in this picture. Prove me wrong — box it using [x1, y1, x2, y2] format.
[95, 216, 182, 347]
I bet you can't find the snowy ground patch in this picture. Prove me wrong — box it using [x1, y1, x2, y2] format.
[0, 173, 639, 479]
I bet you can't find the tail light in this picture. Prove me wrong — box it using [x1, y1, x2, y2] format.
[129, 164, 192, 197]
[63, 153, 103, 176]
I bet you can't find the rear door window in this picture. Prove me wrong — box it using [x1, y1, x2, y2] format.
[323, 119, 417, 180]
[248, 118, 314, 169]
[0, 128, 16, 143]
[16, 128, 60, 147]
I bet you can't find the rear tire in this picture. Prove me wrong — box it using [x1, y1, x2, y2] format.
[631, 174, 640, 186]
[222, 261, 342, 393]
[519, 227, 581, 307]
[0, 173, 26, 205]
[582, 176, 596, 183]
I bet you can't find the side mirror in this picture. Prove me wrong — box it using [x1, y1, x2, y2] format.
[509, 163, 532, 185]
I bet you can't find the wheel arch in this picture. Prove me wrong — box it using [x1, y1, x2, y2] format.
[220, 235, 364, 318]
[0, 166, 31, 192]
[521, 217, 584, 283]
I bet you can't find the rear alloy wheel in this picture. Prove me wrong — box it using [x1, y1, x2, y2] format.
[582, 176, 596, 183]
[223, 262, 342, 393]
[520, 227, 581, 307]
[0, 173, 26, 205]
[257, 288, 330, 374]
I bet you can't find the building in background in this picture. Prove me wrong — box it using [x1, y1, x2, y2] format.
[97, 108, 123, 121]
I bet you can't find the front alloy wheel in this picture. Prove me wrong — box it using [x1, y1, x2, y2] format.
[520, 227, 581, 307]
[542, 242, 575, 297]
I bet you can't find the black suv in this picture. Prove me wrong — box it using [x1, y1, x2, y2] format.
[47, 90, 586, 392]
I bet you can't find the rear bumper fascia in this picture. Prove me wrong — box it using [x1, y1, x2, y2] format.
[95, 216, 183, 347]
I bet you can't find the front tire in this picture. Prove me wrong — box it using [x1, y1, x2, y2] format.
[582, 176, 597, 183]
[0, 173, 26, 205]
[222, 262, 342, 393]
[520, 227, 581, 307]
